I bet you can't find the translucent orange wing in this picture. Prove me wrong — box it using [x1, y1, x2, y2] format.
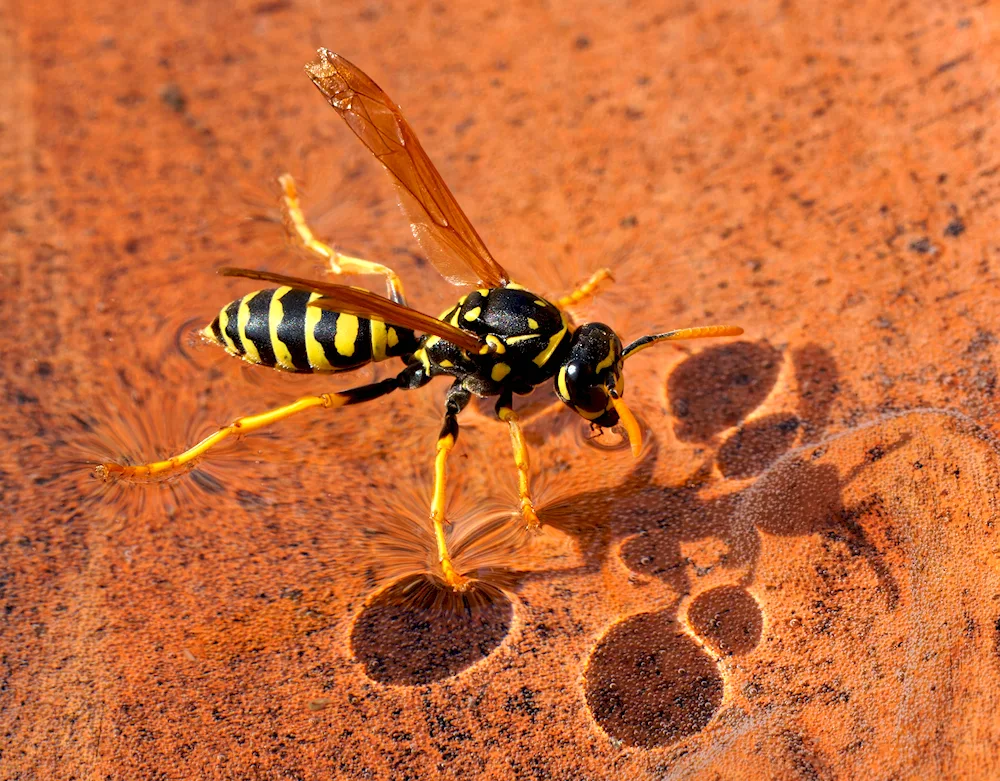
[219, 267, 485, 353]
[304, 49, 509, 289]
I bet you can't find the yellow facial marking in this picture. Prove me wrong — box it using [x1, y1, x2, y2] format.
[557, 365, 570, 401]
[334, 314, 360, 357]
[527, 317, 539, 330]
[464, 307, 482, 322]
[388, 327, 399, 348]
[269, 287, 295, 370]
[596, 344, 616, 373]
[370, 318, 388, 361]
[506, 334, 540, 345]
[302, 293, 333, 370]
[575, 406, 604, 420]
[491, 362, 511, 382]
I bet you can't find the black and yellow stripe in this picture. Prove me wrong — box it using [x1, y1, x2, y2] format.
[203, 287, 417, 373]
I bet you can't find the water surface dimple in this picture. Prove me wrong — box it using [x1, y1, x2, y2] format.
[667, 341, 782, 443]
[585, 611, 723, 748]
[687, 585, 763, 656]
[351, 576, 513, 685]
[716, 414, 800, 478]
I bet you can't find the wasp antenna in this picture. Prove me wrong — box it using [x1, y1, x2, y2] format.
[622, 325, 743, 360]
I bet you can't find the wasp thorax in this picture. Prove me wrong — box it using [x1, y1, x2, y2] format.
[555, 323, 624, 426]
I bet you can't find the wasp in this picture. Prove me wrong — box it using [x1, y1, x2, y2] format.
[97, 49, 743, 591]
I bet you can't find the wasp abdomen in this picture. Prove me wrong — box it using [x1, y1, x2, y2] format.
[203, 286, 416, 373]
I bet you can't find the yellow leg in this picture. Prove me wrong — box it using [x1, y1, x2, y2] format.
[557, 267, 614, 309]
[429, 384, 472, 591]
[278, 173, 407, 304]
[95, 376, 402, 483]
[496, 393, 540, 529]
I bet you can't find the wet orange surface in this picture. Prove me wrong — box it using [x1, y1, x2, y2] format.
[4, 0, 1000, 778]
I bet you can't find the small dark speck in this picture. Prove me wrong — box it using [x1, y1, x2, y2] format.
[943, 218, 965, 238]
[957, 18, 971, 29]
[15, 391, 39, 405]
[914, 460, 924, 469]
[36, 362, 53, 377]
[619, 215, 638, 228]
[124, 238, 141, 254]
[908, 237, 937, 255]
[253, 0, 291, 12]
[624, 106, 645, 120]
[160, 84, 187, 113]
[574, 35, 591, 50]
[937, 173, 948, 184]
[454, 116, 475, 136]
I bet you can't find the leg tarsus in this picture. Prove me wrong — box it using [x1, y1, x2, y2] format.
[277, 173, 407, 304]
[96, 375, 403, 484]
[495, 390, 540, 530]
[430, 382, 472, 590]
[557, 267, 614, 310]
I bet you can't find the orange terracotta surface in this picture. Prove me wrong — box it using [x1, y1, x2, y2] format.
[4, 0, 1000, 778]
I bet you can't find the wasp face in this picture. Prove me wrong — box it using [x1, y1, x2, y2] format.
[555, 323, 624, 426]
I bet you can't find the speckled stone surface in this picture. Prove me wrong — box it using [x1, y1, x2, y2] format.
[4, 0, 1000, 778]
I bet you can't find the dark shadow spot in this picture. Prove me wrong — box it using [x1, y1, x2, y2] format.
[740, 460, 842, 537]
[351, 576, 512, 685]
[791, 344, 839, 440]
[739, 458, 900, 608]
[585, 611, 723, 748]
[687, 586, 763, 656]
[668, 341, 782, 443]
[717, 414, 800, 478]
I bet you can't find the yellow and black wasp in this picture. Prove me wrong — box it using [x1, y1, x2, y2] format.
[97, 49, 743, 591]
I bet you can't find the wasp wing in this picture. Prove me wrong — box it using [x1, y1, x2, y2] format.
[219, 267, 485, 353]
[304, 49, 509, 289]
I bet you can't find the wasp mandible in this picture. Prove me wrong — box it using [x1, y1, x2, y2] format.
[97, 50, 743, 591]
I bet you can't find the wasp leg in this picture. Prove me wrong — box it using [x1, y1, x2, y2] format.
[95, 375, 403, 483]
[556, 267, 614, 310]
[278, 173, 407, 304]
[430, 382, 473, 591]
[495, 390, 540, 530]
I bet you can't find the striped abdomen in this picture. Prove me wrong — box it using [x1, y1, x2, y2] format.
[203, 287, 417, 373]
